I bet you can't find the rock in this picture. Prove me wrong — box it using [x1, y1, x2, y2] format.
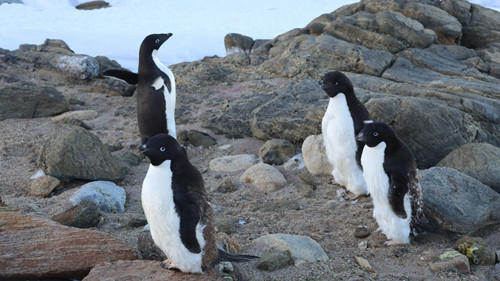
[184, 129, 217, 147]
[213, 178, 234, 193]
[455, 236, 497, 265]
[88, 77, 136, 97]
[258, 139, 295, 165]
[215, 216, 237, 235]
[29, 175, 60, 197]
[0, 0, 22, 4]
[254, 234, 329, 266]
[439, 0, 472, 26]
[302, 135, 332, 176]
[116, 151, 142, 169]
[82, 260, 221, 281]
[259, 34, 393, 78]
[37, 126, 124, 181]
[0, 85, 69, 121]
[0, 211, 137, 280]
[51, 201, 101, 228]
[418, 167, 500, 233]
[461, 4, 500, 49]
[51, 109, 99, 121]
[256, 250, 292, 271]
[137, 229, 167, 261]
[437, 143, 500, 193]
[402, 2, 462, 44]
[70, 181, 126, 213]
[478, 42, 500, 79]
[209, 154, 258, 173]
[76, 1, 110, 10]
[354, 226, 371, 238]
[214, 261, 239, 281]
[240, 163, 286, 192]
[365, 95, 479, 168]
[355, 256, 376, 274]
[224, 33, 254, 55]
[94, 55, 121, 73]
[430, 250, 470, 274]
[283, 154, 303, 171]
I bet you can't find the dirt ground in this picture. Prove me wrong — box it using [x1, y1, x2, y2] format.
[0, 65, 498, 281]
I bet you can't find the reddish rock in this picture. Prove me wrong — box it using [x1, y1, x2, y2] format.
[82, 260, 222, 280]
[0, 211, 138, 280]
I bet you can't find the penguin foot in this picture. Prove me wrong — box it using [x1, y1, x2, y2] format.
[160, 259, 180, 271]
[345, 192, 361, 201]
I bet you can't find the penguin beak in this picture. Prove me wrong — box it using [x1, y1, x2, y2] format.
[139, 144, 147, 153]
[318, 79, 324, 88]
[355, 132, 363, 141]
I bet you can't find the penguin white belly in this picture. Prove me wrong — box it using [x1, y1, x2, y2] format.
[152, 50, 177, 139]
[142, 161, 205, 273]
[361, 143, 411, 244]
[322, 94, 367, 196]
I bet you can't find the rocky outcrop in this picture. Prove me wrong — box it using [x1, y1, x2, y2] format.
[37, 126, 124, 181]
[0, 211, 137, 280]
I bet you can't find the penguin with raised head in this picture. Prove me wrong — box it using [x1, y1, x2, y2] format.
[103, 33, 176, 143]
[356, 121, 431, 245]
[319, 71, 369, 200]
[140, 133, 257, 273]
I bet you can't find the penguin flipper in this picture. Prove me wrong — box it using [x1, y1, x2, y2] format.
[388, 173, 409, 219]
[102, 69, 139, 85]
[218, 249, 259, 262]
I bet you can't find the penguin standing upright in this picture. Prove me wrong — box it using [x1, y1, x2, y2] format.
[356, 121, 431, 245]
[140, 133, 257, 273]
[319, 71, 369, 200]
[103, 33, 176, 143]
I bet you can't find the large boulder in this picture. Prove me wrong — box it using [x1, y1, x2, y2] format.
[437, 143, 500, 193]
[418, 167, 500, 234]
[461, 4, 500, 49]
[37, 126, 124, 181]
[0, 211, 137, 280]
[302, 134, 332, 176]
[0, 85, 69, 121]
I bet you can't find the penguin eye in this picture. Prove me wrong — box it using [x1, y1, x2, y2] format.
[155, 39, 160, 44]
[334, 81, 339, 86]
[160, 147, 166, 152]
[373, 132, 378, 137]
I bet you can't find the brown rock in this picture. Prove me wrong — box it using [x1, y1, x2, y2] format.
[0, 211, 138, 280]
[354, 226, 371, 238]
[51, 201, 101, 228]
[82, 259, 222, 280]
[29, 175, 60, 197]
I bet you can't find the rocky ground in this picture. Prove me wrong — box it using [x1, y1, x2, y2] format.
[1, 0, 500, 280]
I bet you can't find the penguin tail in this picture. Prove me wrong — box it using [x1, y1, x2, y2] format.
[218, 249, 259, 262]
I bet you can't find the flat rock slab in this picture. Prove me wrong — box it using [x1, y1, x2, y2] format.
[82, 259, 222, 280]
[0, 211, 138, 280]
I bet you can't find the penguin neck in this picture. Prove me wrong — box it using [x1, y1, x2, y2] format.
[147, 160, 172, 179]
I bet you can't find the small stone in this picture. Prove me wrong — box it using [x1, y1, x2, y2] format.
[29, 175, 60, 197]
[430, 254, 470, 273]
[214, 261, 239, 281]
[69, 181, 126, 213]
[186, 130, 217, 147]
[214, 178, 234, 193]
[354, 226, 371, 238]
[439, 249, 463, 261]
[51, 201, 100, 228]
[256, 250, 292, 271]
[240, 163, 287, 192]
[358, 241, 368, 250]
[455, 236, 497, 265]
[258, 139, 295, 165]
[209, 154, 258, 173]
[355, 256, 376, 274]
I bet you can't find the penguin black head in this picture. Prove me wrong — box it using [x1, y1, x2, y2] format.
[140, 33, 173, 53]
[318, 71, 353, 98]
[356, 121, 397, 148]
[139, 133, 182, 166]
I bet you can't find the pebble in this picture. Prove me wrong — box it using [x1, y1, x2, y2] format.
[353, 226, 371, 238]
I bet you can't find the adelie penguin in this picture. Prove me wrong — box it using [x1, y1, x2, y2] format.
[356, 121, 432, 245]
[140, 133, 258, 273]
[319, 71, 369, 200]
[103, 33, 177, 143]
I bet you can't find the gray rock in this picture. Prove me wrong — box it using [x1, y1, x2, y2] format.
[209, 154, 258, 173]
[51, 201, 101, 228]
[455, 236, 497, 265]
[461, 4, 500, 49]
[75, 1, 110, 10]
[362, 0, 402, 14]
[215, 216, 237, 235]
[430, 250, 470, 273]
[137, 229, 167, 261]
[240, 163, 286, 192]
[437, 143, 500, 193]
[116, 151, 142, 170]
[254, 234, 328, 266]
[439, 0, 472, 26]
[94, 55, 121, 74]
[478, 42, 500, 79]
[0, 0, 22, 4]
[29, 175, 60, 197]
[374, 10, 437, 49]
[0, 85, 69, 121]
[366, 95, 480, 168]
[182, 130, 217, 147]
[256, 250, 292, 271]
[213, 178, 234, 193]
[258, 139, 295, 165]
[259, 34, 393, 78]
[37, 126, 124, 181]
[418, 167, 500, 233]
[354, 226, 371, 238]
[69, 181, 126, 213]
[88, 77, 136, 97]
[224, 33, 254, 55]
[302, 134, 332, 176]
[402, 2, 462, 44]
